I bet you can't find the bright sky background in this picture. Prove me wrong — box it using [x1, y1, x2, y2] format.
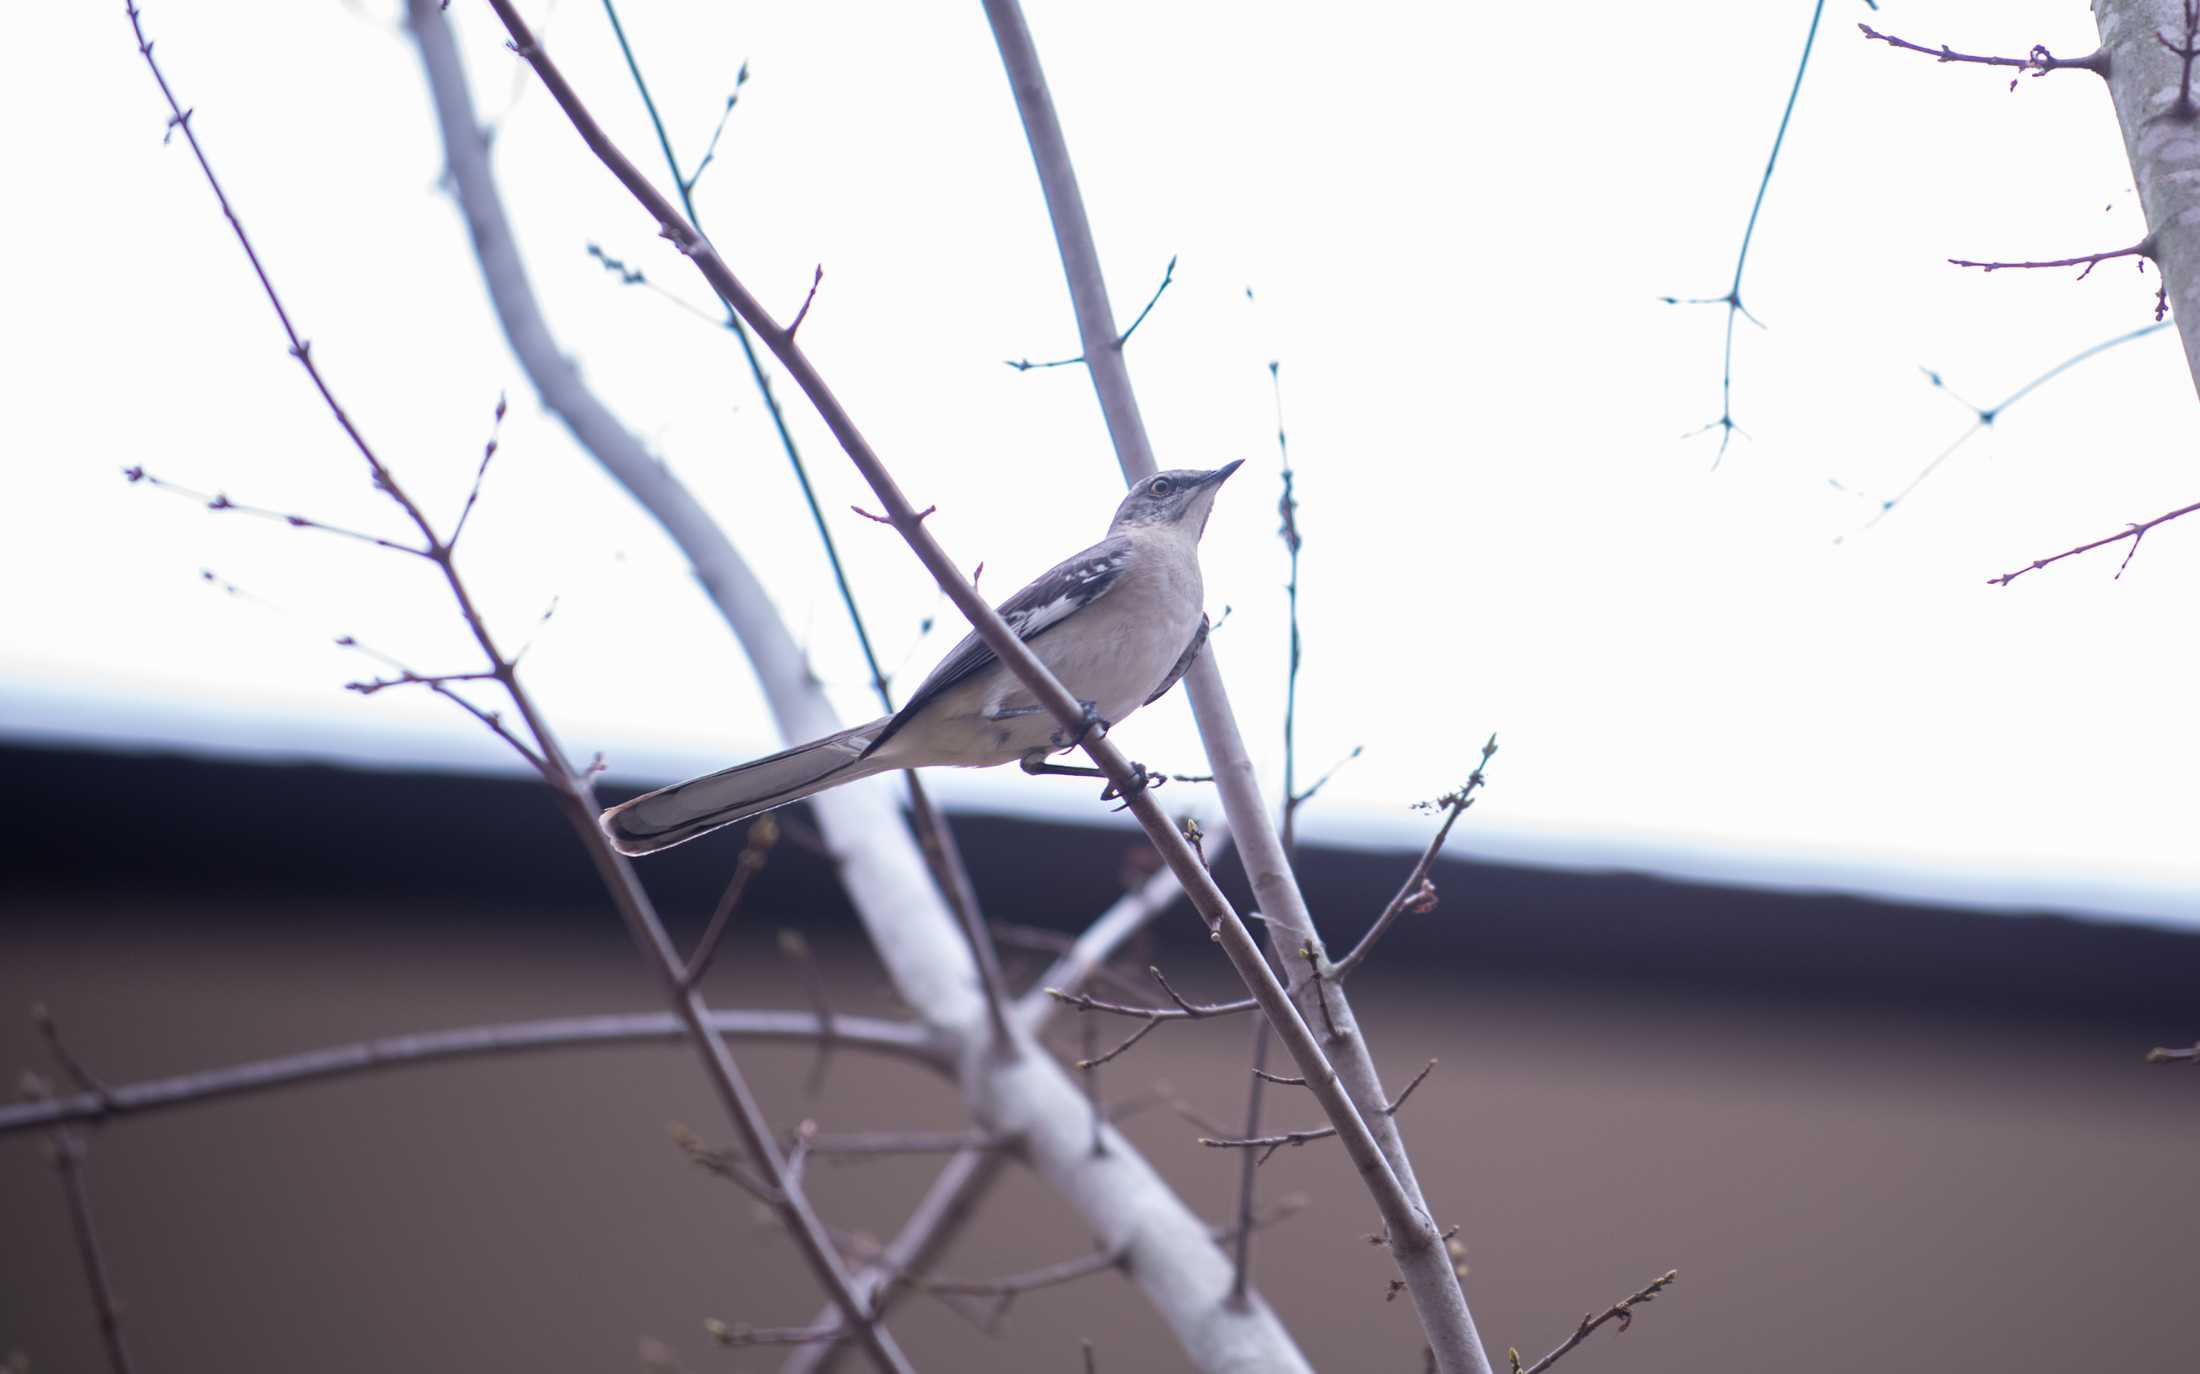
[7, 1, 2199, 926]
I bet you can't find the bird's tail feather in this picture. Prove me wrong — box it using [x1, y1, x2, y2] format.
[600, 717, 894, 857]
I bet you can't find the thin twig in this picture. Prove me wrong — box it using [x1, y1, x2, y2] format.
[121, 467, 425, 557]
[1005, 255, 1175, 371]
[779, 930, 839, 1096]
[1046, 984, 1255, 1023]
[1298, 942, 1339, 1042]
[448, 392, 508, 548]
[1228, 1014, 1271, 1307]
[1077, 1015, 1165, 1069]
[1273, 357, 1307, 856]
[23, 1045, 134, 1374]
[1840, 322, 2172, 531]
[596, 0, 1019, 1048]
[2164, 1, 2200, 121]
[1201, 1060, 1438, 1166]
[1509, 1270, 1679, 1374]
[707, 1319, 846, 1349]
[49, 1124, 137, 1374]
[1664, 0, 1828, 462]
[681, 815, 778, 989]
[1948, 241, 2151, 278]
[1858, 24, 2107, 82]
[1987, 497, 2200, 585]
[0, 1010, 949, 1138]
[1332, 735, 1499, 982]
[2144, 1041, 2199, 1064]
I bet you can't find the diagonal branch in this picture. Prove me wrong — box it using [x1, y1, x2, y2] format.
[483, 7, 1478, 1368]
[414, 8, 1312, 1368]
[1509, 1270, 1679, 1374]
[1986, 496, 2200, 585]
[977, 3, 1489, 1367]
[597, 0, 1016, 1053]
[125, 10, 912, 1366]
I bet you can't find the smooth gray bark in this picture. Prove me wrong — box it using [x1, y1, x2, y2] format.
[2095, 0, 2200, 395]
[406, 7, 1310, 1370]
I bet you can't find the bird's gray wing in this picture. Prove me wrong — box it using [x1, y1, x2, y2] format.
[1144, 612, 1209, 706]
[863, 535, 1135, 756]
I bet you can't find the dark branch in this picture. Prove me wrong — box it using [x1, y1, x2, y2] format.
[1510, 1270, 1679, 1374]
[1987, 497, 2200, 586]
[1858, 24, 2107, 82]
[1948, 240, 2151, 279]
[680, 815, 778, 988]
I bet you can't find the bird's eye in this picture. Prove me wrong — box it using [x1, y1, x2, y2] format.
[1150, 477, 1174, 497]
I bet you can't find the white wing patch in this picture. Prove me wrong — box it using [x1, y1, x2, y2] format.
[1004, 549, 1126, 640]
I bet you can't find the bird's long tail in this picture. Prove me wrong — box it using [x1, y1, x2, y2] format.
[600, 716, 895, 857]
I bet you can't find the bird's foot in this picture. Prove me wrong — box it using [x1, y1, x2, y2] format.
[1100, 762, 1160, 810]
[1049, 700, 1110, 751]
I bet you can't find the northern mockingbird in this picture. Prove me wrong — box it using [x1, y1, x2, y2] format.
[602, 461, 1242, 856]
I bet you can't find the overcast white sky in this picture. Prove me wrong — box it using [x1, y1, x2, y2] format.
[6, 1, 2198, 926]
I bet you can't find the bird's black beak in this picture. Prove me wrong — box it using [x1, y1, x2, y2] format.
[1200, 459, 1245, 487]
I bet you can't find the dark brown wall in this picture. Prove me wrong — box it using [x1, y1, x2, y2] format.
[3, 744, 2196, 1372]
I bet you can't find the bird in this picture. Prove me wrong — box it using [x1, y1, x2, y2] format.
[601, 461, 1243, 857]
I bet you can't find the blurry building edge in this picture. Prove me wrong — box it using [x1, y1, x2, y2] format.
[10, 679, 2196, 930]
[3, 739, 2196, 1032]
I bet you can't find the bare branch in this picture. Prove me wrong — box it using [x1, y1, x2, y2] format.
[1509, 1270, 1679, 1374]
[1005, 254, 1175, 371]
[0, 1008, 949, 1138]
[1228, 1015, 1272, 1307]
[1076, 1014, 1165, 1069]
[48, 1124, 137, 1374]
[707, 1319, 846, 1349]
[1986, 497, 2200, 586]
[1332, 735, 1499, 982]
[1858, 24, 2107, 81]
[1662, 0, 1830, 461]
[779, 930, 839, 1096]
[1839, 322, 2171, 532]
[1200, 1060, 1438, 1166]
[22, 1046, 135, 1374]
[122, 466, 426, 557]
[447, 391, 509, 548]
[681, 815, 779, 989]
[787, 264, 825, 338]
[2145, 1041, 2199, 1064]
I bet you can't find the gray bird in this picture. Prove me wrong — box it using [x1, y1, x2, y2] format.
[601, 461, 1242, 856]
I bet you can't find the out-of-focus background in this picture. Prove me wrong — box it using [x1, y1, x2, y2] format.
[6, 0, 2200, 1370]
[5, 751, 2197, 1372]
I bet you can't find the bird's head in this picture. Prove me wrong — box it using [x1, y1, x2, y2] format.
[1107, 460, 1243, 538]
